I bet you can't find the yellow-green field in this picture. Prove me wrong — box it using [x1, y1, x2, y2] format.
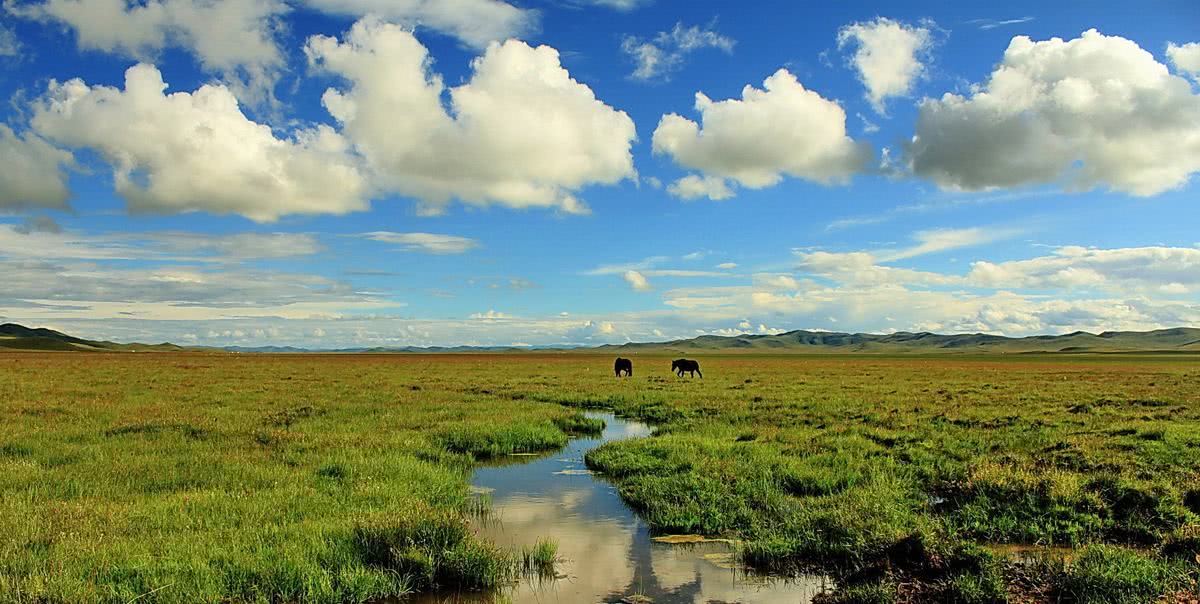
[2, 352, 1199, 603]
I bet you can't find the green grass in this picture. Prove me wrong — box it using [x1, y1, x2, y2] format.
[519, 538, 559, 576]
[0, 353, 593, 603]
[2, 352, 1200, 602]
[1046, 545, 1194, 604]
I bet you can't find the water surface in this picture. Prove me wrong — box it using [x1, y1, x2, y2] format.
[417, 413, 830, 603]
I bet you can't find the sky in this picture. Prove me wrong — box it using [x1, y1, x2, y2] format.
[1, 0, 1199, 348]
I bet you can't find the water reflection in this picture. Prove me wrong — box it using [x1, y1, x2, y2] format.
[415, 414, 830, 603]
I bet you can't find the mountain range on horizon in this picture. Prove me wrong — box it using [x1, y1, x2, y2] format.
[2, 322, 1199, 355]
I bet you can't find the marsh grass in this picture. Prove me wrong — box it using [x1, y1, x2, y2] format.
[519, 538, 559, 576]
[0, 353, 593, 603]
[2, 352, 1199, 602]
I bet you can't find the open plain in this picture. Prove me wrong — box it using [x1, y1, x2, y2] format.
[2, 351, 1199, 603]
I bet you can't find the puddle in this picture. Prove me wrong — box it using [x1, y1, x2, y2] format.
[412, 413, 831, 603]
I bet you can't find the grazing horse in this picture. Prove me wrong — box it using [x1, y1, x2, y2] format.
[614, 357, 633, 377]
[672, 359, 702, 378]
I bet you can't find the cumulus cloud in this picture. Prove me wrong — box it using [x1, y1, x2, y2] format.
[623, 270, 651, 291]
[566, 319, 619, 342]
[363, 231, 480, 254]
[621, 21, 734, 81]
[1167, 42, 1200, 79]
[794, 251, 961, 286]
[301, 0, 535, 49]
[306, 19, 636, 215]
[0, 124, 72, 210]
[908, 29, 1200, 197]
[666, 174, 734, 200]
[663, 272, 1200, 338]
[710, 321, 786, 336]
[653, 69, 872, 200]
[837, 17, 932, 112]
[31, 63, 369, 221]
[969, 245, 1200, 294]
[788, 227, 1015, 286]
[9, 0, 287, 105]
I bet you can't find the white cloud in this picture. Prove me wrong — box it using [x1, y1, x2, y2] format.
[588, 255, 732, 281]
[1167, 42, 1200, 79]
[794, 251, 960, 286]
[710, 321, 786, 337]
[877, 226, 1020, 261]
[302, 0, 535, 49]
[0, 254, 394, 321]
[623, 270, 651, 291]
[566, 319, 619, 342]
[470, 309, 510, 320]
[908, 30, 1200, 197]
[363, 231, 480, 254]
[837, 17, 932, 112]
[148, 231, 322, 260]
[661, 274, 1200, 338]
[306, 19, 636, 215]
[585, 256, 670, 276]
[653, 69, 872, 199]
[0, 224, 321, 261]
[757, 274, 800, 290]
[969, 245, 1200, 294]
[0, 125, 72, 210]
[667, 174, 734, 200]
[716, 262, 737, 269]
[966, 17, 1034, 31]
[621, 21, 734, 81]
[31, 63, 369, 222]
[8, 238, 1200, 346]
[0, 22, 21, 56]
[13, 216, 62, 235]
[578, 0, 650, 9]
[10, 0, 287, 105]
[789, 227, 1017, 286]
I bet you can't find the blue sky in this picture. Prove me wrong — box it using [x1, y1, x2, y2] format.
[1, 0, 1199, 347]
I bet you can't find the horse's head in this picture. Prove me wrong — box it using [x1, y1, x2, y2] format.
[671, 359, 683, 370]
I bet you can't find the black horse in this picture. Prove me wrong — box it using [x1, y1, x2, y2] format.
[671, 359, 701, 378]
[614, 357, 633, 377]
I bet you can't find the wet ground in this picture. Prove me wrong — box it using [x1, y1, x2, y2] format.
[414, 413, 831, 603]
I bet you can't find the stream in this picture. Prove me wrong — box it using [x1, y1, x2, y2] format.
[415, 413, 831, 603]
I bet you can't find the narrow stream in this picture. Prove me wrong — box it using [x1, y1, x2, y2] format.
[415, 413, 831, 603]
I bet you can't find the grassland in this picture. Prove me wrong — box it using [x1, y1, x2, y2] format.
[1, 351, 1199, 603]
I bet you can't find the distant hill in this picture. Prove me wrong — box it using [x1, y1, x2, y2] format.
[597, 327, 1200, 354]
[0, 323, 195, 352]
[2, 322, 1198, 354]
